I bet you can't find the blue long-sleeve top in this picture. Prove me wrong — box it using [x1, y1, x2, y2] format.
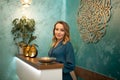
[48, 41, 75, 73]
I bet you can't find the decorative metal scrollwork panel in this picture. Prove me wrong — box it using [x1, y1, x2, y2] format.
[77, 0, 111, 43]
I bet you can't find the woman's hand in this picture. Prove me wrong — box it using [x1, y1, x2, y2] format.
[70, 71, 77, 80]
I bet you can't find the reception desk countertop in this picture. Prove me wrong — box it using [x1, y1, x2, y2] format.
[16, 54, 63, 70]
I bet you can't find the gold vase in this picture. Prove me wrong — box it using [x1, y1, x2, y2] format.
[28, 44, 37, 58]
[24, 45, 30, 57]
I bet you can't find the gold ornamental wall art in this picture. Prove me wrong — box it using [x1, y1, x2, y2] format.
[77, 0, 111, 43]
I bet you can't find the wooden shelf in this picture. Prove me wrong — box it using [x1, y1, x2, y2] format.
[16, 54, 63, 70]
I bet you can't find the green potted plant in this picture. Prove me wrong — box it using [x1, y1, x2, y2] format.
[11, 16, 37, 57]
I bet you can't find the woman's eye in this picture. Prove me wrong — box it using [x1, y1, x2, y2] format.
[61, 29, 64, 32]
[55, 28, 58, 31]
[55, 28, 64, 32]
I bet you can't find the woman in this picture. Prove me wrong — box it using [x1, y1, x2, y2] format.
[48, 21, 76, 80]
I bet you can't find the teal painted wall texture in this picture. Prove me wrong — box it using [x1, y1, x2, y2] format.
[0, 0, 65, 80]
[66, 0, 120, 80]
[0, 0, 120, 80]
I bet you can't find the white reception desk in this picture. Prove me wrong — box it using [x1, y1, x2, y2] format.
[16, 54, 63, 80]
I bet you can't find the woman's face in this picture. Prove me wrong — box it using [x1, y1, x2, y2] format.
[54, 23, 65, 41]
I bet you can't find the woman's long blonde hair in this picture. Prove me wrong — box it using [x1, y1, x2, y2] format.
[52, 21, 70, 47]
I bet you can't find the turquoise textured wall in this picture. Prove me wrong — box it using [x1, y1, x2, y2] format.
[66, 0, 120, 80]
[0, 0, 120, 80]
[0, 0, 65, 80]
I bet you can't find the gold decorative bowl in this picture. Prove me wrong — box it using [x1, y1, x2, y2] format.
[38, 57, 56, 63]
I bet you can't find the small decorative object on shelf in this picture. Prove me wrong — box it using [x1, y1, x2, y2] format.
[23, 44, 38, 58]
[11, 16, 38, 57]
[24, 45, 31, 57]
[38, 57, 56, 63]
[28, 44, 38, 58]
